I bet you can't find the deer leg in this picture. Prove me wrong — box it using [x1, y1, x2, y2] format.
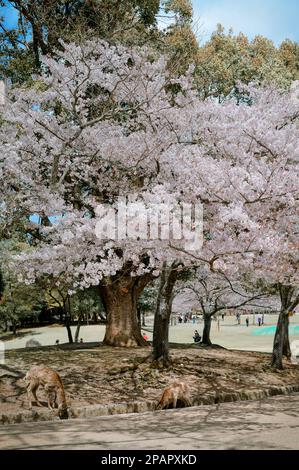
[32, 384, 43, 407]
[48, 398, 55, 411]
[47, 393, 53, 410]
[27, 385, 33, 410]
[45, 385, 55, 411]
[49, 394, 57, 411]
[45, 385, 56, 410]
[184, 396, 192, 407]
[27, 380, 42, 409]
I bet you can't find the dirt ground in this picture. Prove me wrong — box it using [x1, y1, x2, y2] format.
[1, 344, 299, 416]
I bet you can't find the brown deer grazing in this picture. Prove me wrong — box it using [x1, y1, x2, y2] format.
[157, 381, 192, 410]
[24, 365, 68, 419]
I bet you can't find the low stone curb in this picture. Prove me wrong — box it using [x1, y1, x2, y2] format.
[1, 383, 299, 425]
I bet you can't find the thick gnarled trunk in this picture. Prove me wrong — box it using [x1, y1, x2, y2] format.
[100, 274, 151, 347]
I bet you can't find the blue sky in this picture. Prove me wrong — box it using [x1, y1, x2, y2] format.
[193, 0, 299, 45]
[1, 1, 298, 46]
[0, 3, 18, 28]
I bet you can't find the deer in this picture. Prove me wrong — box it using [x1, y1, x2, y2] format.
[156, 381, 192, 410]
[24, 365, 68, 419]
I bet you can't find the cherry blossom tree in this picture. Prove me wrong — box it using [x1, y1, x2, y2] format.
[164, 82, 299, 365]
[1, 40, 298, 354]
[177, 267, 276, 347]
[0, 40, 201, 347]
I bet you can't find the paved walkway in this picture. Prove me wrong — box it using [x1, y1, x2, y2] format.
[1, 394, 299, 450]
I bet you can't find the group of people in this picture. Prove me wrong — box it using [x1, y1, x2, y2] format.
[178, 313, 198, 324]
[178, 313, 190, 324]
[141, 310, 267, 348]
[237, 313, 265, 327]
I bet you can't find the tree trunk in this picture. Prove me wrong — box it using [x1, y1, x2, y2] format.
[64, 296, 73, 344]
[202, 314, 212, 346]
[12, 321, 17, 336]
[152, 307, 170, 365]
[152, 261, 181, 366]
[137, 306, 141, 329]
[100, 273, 152, 347]
[2, 320, 8, 332]
[65, 318, 73, 343]
[283, 314, 291, 359]
[32, 28, 41, 68]
[74, 313, 82, 343]
[92, 312, 98, 324]
[271, 309, 287, 369]
[271, 285, 294, 369]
